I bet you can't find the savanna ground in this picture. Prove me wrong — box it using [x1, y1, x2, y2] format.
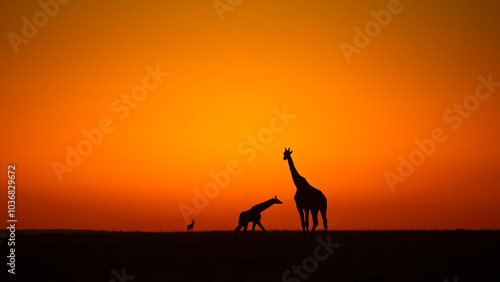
[2, 230, 499, 281]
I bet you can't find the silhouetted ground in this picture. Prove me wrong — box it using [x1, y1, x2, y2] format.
[2, 230, 500, 281]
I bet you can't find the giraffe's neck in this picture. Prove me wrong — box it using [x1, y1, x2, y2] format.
[288, 157, 309, 190]
[251, 199, 276, 213]
[287, 157, 301, 180]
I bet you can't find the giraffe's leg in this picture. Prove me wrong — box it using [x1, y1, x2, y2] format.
[297, 206, 306, 238]
[310, 209, 319, 239]
[304, 209, 310, 234]
[243, 223, 248, 237]
[252, 222, 257, 235]
[256, 221, 266, 234]
[320, 206, 328, 237]
[235, 223, 244, 238]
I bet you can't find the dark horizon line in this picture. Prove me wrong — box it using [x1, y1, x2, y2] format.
[3, 228, 499, 233]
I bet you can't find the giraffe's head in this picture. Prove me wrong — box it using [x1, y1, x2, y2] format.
[283, 148, 293, 161]
[272, 195, 283, 204]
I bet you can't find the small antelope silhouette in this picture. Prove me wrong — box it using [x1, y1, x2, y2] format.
[187, 220, 195, 232]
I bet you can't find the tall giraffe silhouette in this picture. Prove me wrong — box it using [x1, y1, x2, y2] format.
[283, 148, 327, 238]
[235, 196, 283, 236]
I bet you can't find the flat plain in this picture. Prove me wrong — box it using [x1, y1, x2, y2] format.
[4, 230, 500, 281]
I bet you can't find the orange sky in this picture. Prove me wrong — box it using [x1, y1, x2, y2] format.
[1, 0, 499, 231]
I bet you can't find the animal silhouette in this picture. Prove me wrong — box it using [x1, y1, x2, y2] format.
[187, 220, 195, 232]
[283, 148, 327, 238]
[235, 196, 283, 236]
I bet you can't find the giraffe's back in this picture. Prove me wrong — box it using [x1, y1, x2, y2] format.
[238, 209, 261, 224]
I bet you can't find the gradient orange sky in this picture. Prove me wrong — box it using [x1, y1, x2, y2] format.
[1, 0, 499, 231]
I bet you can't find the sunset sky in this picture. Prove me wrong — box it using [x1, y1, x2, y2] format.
[1, 0, 499, 231]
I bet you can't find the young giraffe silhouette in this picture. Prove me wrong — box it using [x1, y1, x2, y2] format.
[283, 148, 327, 238]
[187, 220, 195, 232]
[235, 196, 283, 236]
